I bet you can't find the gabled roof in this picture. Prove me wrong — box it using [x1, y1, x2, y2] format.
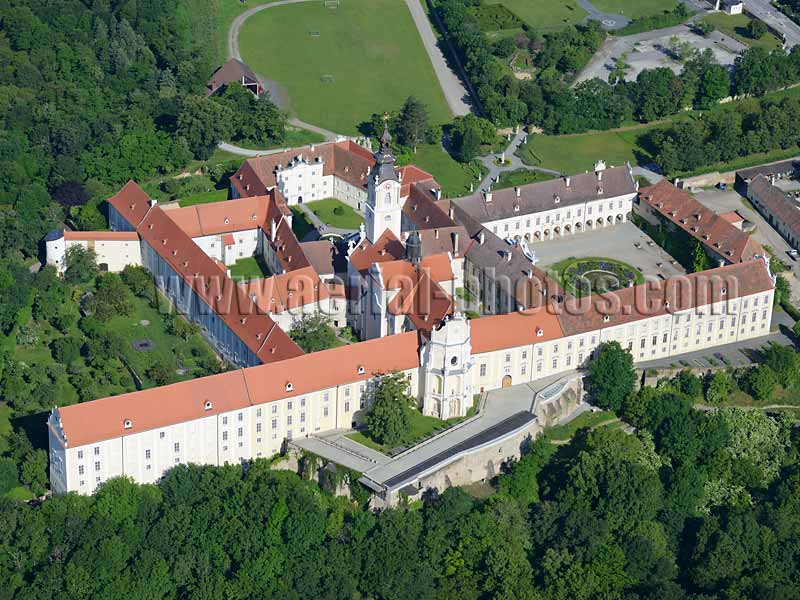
[454, 166, 636, 223]
[640, 181, 764, 264]
[163, 196, 270, 237]
[56, 331, 421, 447]
[748, 175, 800, 240]
[556, 259, 774, 336]
[349, 229, 406, 272]
[386, 270, 453, 333]
[207, 59, 259, 94]
[377, 254, 454, 289]
[470, 308, 565, 354]
[239, 266, 330, 314]
[109, 182, 303, 363]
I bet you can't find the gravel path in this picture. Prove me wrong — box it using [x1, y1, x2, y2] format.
[403, 0, 471, 116]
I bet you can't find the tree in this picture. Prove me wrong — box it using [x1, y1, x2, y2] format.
[774, 274, 790, 305]
[589, 341, 636, 411]
[88, 273, 133, 321]
[697, 64, 730, 109]
[177, 95, 233, 159]
[51, 335, 82, 365]
[166, 314, 200, 340]
[748, 18, 767, 40]
[63, 245, 98, 284]
[121, 265, 153, 297]
[761, 343, 799, 388]
[288, 314, 339, 353]
[365, 373, 416, 446]
[692, 241, 710, 273]
[608, 53, 630, 84]
[396, 96, 430, 152]
[51, 180, 90, 208]
[715, 407, 786, 486]
[744, 364, 777, 402]
[146, 361, 177, 387]
[705, 371, 732, 404]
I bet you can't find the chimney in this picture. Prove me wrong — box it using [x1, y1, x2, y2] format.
[564, 176, 571, 187]
[435, 188, 442, 200]
[310, 145, 315, 152]
[435, 229, 439, 239]
[484, 191, 493, 203]
[478, 231, 485, 245]
[271, 219, 277, 241]
[506, 251, 512, 262]
[367, 165, 371, 175]
[398, 170, 403, 182]
[597, 170, 603, 182]
[525, 268, 533, 279]
[448, 205, 454, 219]
[452, 232, 459, 255]
[515, 187, 521, 198]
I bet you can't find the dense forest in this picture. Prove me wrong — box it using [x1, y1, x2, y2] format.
[0, 0, 285, 260]
[432, 0, 800, 135]
[1, 362, 798, 599]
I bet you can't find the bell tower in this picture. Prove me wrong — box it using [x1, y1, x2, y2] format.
[365, 122, 402, 243]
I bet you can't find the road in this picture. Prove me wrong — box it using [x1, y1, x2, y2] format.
[577, 0, 630, 29]
[403, 0, 471, 117]
[475, 129, 561, 191]
[744, 0, 800, 48]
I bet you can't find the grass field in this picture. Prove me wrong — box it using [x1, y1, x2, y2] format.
[180, 188, 228, 207]
[484, 0, 587, 29]
[700, 13, 783, 51]
[495, 168, 554, 189]
[548, 256, 645, 297]
[307, 198, 363, 229]
[347, 411, 463, 454]
[592, 0, 679, 20]
[545, 409, 616, 441]
[238, 0, 452, 134]
[397, 144, 485, 197]
[229, 256, 271, 281]
[517, 123, 663, 174]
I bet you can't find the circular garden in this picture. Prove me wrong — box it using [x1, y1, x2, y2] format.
[555, 257, 644, 297]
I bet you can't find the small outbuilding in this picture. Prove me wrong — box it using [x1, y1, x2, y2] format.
[206, 59, 262, 97]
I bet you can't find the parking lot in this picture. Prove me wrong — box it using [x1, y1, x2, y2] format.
[534, 220, 686, 281]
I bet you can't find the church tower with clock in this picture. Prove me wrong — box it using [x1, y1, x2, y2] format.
[365, 123, 402, 244]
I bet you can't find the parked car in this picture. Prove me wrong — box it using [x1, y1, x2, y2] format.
[716, 182, 727, 190]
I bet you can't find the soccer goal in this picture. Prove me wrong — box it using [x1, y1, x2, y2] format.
[320, 74, 335, 84]
[309, 30, 320, 37]
[323, 0, 339, 8]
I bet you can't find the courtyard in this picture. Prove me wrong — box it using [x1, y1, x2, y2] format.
[533, 219, 687, 282]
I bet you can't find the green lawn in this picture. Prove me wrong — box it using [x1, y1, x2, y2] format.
[346, 411, 463, 454]
[180, 188, 228, 207]
[306, 198, 363, 229]
[290, 206, 316, 241]
[701, 13, 782, 51]
[517, 123, 665, 174]
[238, 0, 453, 134]
[592, 0, 679, 20]
[229, 126, 327, 151]
[545, 409, 616, 441]
[484, 0, 587, 30]
[495, 168, 554, 189]
[228, 256, 271, 281]
[547, 256, 645, 297]
[397, 144, 485, 197]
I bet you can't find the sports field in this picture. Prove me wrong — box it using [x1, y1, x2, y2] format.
[484, 0, 587, 29]
[238, 0, 452, 135]
[592, 0, 679, 20]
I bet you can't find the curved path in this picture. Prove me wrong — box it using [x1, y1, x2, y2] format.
[222, 0, 471, 155]
[577, 0, 630, 30]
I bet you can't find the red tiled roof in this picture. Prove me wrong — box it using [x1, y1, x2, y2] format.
[109, 182, 303, 364]
[639, 181, 764, 263]
[378, 254, 454, 289]
[163, 196, 270, 238]
[57, 332, 421, 446]
[470, 308, 565, 354]
[349, 229, 406, 272]
[108, 180, 154, 228]
[386, 270, 453, 332]
[556, 259, 774, 336]
[748, 175, 800, 240]
[239, 266, 330, 314]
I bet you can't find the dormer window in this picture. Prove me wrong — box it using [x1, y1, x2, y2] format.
[603, 315, 610, 322]
[204, 401, 213, 411]
[554, 195, 560, 204]
[224, 218, 230, 225]
[535, 327, 544, 337]
[721, 287, 727, 295]
[285, 382, 294, 392]
[123, 419, 132, 429]
[357, 365, 365, 375]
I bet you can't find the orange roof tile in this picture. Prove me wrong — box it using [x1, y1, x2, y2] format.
[639, 181, 764, 263]
[239, 266, 330, 314]
[57, 370, 252, 447]
[107, 180, 154, 228]
[470, 308, 565, 354]
[349, 229, 406, 272]
[55, 332, 422, 447]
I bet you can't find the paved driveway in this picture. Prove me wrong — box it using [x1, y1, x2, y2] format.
[533, 220, 687, 280]
[744, 0, 800, 48]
